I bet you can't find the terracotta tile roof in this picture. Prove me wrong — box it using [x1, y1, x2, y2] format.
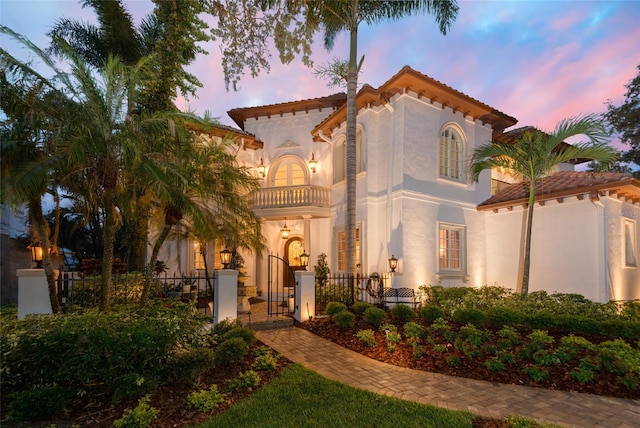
[478, 171, 640, 210]
[493, 127, 589, 165]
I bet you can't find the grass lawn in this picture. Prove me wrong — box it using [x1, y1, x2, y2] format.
[196, 363, 475, 428]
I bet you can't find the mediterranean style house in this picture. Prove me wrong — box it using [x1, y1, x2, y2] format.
[156, 65, 640, 303]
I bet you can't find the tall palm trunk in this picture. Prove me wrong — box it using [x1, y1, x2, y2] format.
[521, 182, 536, 296]
[345, 21, 359, 275]
[141, 223, 173, 306]
[99, 191, 117, 311]
[29, 200, 61, 313]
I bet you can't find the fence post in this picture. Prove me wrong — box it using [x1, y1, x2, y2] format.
[17, 268, 58, 319]
[294, 270, 315, 322]
[214, 270, 238, 325]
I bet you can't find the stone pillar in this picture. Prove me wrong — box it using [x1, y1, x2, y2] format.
[17, 268, 58, 319]
[214, 270, 238, 325]
[294, 270, 315, 323]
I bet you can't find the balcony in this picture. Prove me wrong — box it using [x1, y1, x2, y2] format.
[251, 185, 331, 218]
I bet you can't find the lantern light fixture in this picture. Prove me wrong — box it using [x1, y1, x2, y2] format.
[300, 250, 309, 271]
[28, 244, 44, 268]
[220, 248, 232, 269]
[257, 157, 266, 177]
[388, 254, 398, 273]
[280, 218, 290, 239]
[309, 153, 317, 174]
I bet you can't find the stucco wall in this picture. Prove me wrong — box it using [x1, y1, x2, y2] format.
[486, 198, 607, 301]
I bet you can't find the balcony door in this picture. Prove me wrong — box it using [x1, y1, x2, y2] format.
[271, 157, 307, 187]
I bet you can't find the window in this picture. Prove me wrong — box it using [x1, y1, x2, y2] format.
[439, 126, 464, 180]
[273, 160, 305, 187]
[337, 227, 360, 271]
[333, 129, 363, 184]
[624, 219, 637, 267]
[193, 242, 205, 270]
[438, 223, 465, 273]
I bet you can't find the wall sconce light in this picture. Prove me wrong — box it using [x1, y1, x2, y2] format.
[388, 254, 398, 273]
[257, 158, 266, 177]
[220, 247, 232, 269]
[309, 153, 317, 174]
[28, 244, 44, 268]
[300, 250, 309, 271]
[280, 218, 290, 239]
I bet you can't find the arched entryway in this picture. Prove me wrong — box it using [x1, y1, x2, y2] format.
[283, 237, 305, 288]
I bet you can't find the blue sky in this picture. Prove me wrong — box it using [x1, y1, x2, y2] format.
[1, 0, 639, 143]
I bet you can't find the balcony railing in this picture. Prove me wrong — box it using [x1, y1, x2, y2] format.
[252, 185, 330, 210]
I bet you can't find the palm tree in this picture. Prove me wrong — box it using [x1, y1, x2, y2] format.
[469, 115, 618, 295]
[307, 0, 458, 274]
[139, 120, 264, 306]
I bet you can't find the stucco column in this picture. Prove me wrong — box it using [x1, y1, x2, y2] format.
[294, 270, 315, 323]
[17, 268, 58, 319]
[303, 215, 311, 251]
[214, 269, 238, 325]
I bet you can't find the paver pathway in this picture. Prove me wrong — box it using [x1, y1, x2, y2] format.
[256, 327, 640, 428]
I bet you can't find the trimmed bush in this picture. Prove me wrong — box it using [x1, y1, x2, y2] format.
[332, 310, 355, 328]
[168, 348, 215, 384]
[214, 337, 249, 366]
[485, 306, 525, 329]
[221, 326, 256, 346]
[390, 304, 416, 323]
[452, 308, 487, 327]
[419, 305, 444, 323]
[325, 302, 348, 317]
[362, 306, 387, 327]
[356, 329, 377, 347]
[403, 322, 426, 341]
[352, 301, 374, 314]
[7, 384, 70, 421]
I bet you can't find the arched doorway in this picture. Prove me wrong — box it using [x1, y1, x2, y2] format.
[283, 237, 305, 288]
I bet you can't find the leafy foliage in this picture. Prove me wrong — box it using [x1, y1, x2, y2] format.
[113, 396, 159, 428]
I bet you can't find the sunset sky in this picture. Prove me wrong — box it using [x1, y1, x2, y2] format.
[2, 0, 639, 146]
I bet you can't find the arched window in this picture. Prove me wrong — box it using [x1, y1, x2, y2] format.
[271, 157, 307, 187]
[439, 126, 464, 180]
[333, 128, 363, 184]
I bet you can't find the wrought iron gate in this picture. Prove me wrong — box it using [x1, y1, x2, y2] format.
[267, 254, 297, 317]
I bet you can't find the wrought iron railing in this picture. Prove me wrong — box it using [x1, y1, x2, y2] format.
[252, 185, 330, 209]
[316, 273, 391, 313]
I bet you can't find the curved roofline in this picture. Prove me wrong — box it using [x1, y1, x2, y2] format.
[311, 65, 518, 141]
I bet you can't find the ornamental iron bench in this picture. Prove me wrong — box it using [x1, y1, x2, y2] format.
[381, 287, 419, 308]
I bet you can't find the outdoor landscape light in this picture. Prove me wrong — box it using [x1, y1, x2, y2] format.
[257, 157, 266, 177]
[300, 251, 309, 271]
[309, 153, 317, 174]
[220, 248, 232, 269]
[29, 244, 44, 268]
[388, 254, 398, 273]
[280, 218, 290, 239]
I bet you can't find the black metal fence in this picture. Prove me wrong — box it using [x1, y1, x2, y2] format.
[57, 271, 215, 310]
[316, 272, 391, 314]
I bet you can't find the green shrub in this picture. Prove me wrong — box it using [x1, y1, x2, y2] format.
[559, 334, 594, 350]
[226, 370, 261, 391]
[221, 326, 256, 346]
[419, 305, 445, 323]
[452, 308, 487, 327]
[570, 367, 595, 383]
[386, 331, 402, 353]
[484, 357, 506, 372]
[618, 372, 639, 390]
[446, 354, 463, 366]
[403, 322, 426, 341]
[7, 384, 69, 421]
[458, 324, 489, 347]
[187, 384, 226, 412]
[351, 301, 374, 314]
[496, 350, 516, 365]
[332, 310, 355, 329]
[362, 307, 387, 326]
[213, 318, 243, 336]
[486, 306, 525, 328]
[356, 329, 377, 347]
[252, 352, 279, 372]
[532, 350, 559, 366]
[0, 302, 208, 405]
[497, 325, 521, 346]
[325, 302, 348, 317]
[113, 396, 159, 428]
[214, 337, 249, 366]
[522, 364, 549, 382]
[110, 372, 159, 403]
[168, 348, 215, 384]
[597, 339, 640, 373]
[526, 330, 554, 352]
[390, 304, 416, 322]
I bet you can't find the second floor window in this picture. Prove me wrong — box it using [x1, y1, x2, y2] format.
[333, 129, 363, 184]
[440, 126, 463, 180]
[273, 159, 306, 187]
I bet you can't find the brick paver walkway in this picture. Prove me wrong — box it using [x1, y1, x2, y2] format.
[256, 327, 640, 428]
